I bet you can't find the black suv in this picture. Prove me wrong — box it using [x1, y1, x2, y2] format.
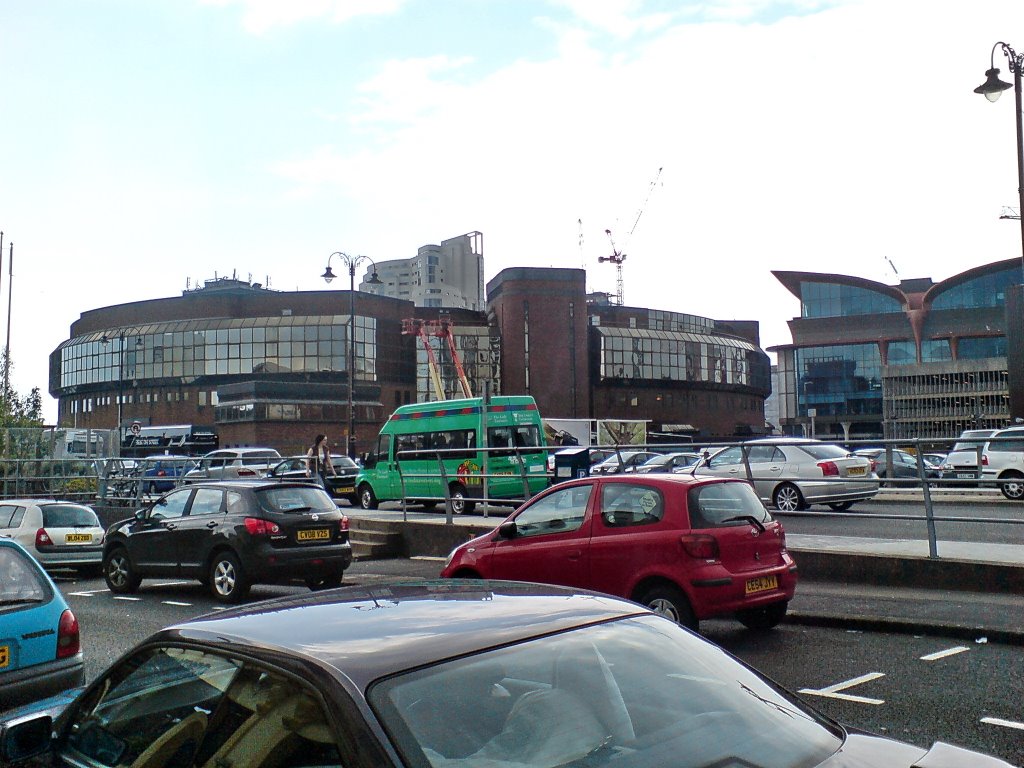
[102, 481, 352, 603]
[267, 454, 360, 502]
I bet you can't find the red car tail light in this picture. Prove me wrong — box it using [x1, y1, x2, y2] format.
[35, 528, 53, 548]
[339, 515, 350, 531]
[817, 460, 839, 477]
[157, 470, 167, 477]
[57, 609, 80, 659]
[680, 534, 719, 560]
[244, 518, 280, 536]
[982, 454, 989, 466]
[237, 468, 258, 477]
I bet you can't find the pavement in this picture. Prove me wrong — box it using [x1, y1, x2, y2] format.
[346, 487, 1024, 645]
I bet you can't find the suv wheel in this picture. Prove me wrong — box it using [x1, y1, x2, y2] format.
[999, 473, 1024, 500]
[209, 552, 250, 603]
[104, 548, 141, 594]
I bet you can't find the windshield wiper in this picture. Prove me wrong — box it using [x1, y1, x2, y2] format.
[0, 597, 45, 606]
[721, 515, 766, 533]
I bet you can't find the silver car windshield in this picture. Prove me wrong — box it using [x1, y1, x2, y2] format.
[370, 615, 841, 768]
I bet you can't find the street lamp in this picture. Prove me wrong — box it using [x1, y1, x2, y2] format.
[975, 42, 1024, 277]
[321, 252, 383, 458]
[101, 329, 144, 449]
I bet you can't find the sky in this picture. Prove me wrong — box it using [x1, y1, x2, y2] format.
[3, 0, 1024, 425]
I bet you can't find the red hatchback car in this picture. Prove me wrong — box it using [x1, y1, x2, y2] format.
[441, 474, 797, 631]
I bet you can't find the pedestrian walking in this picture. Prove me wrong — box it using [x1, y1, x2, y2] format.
[306, 433, 336, 488]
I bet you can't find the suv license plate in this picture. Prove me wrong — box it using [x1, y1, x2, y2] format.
[956, 472, 975, 479]
[336, 486, 355, 495]
[297, 528, 331, 542]
[66, 533, 93, 544]
[745, 575, 778, 595]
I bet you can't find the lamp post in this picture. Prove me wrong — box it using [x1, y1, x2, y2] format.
[101, 330, 144, 450]
[322, 252, 382, 458]
[975, 42, 1024, 277]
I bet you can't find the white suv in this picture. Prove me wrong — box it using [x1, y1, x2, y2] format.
[940, 429, 996, 482]
[183, 448, 282, 483]
[980, 426, 1024, 500]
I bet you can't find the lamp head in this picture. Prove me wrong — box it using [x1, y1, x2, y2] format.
[322, 265, 337, 283]
[101, 334, 110, 345]
[366, 271, 383, 285]
[974, 67, 1012, 102]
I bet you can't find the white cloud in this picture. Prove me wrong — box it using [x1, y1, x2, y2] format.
[201, 0, 406, 35]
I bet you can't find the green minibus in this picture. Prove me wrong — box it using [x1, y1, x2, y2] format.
[353, 396, 549, 513]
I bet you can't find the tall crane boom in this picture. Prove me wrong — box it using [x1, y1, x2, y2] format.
[401, 318, 473, 401]
[599, 166, 663, 305]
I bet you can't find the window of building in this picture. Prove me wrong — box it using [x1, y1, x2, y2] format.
[887, 340, 916, 365]
[958, 336, 1007, 359]
[930, 266, 1022, 310]
[800, 281, 903, 318]
[921, 339, 952, 363]
[795, 343, 882, 418]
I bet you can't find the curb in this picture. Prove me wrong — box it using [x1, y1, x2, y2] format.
[785, 611, 1024, 647]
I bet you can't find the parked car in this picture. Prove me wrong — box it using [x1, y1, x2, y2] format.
[981, 425, 1024, 500]
[182, 448, 281, 482]
[267, 454, 360, 501]
[102, 480, 352, 603]
[633, 451, 702, 474]
[589, 450, 662, 475]
[442, 474, 795, 632]
[853, 448, 941, 484]
[939, 428, 996, 483]
[0, 538, 83, 714]
[4, 580, 1014, 768]
[139, 454, 196, 494]
[0, 500, 105, 576]
[922, 452, 947, 468]
[691, 438, 878, 511]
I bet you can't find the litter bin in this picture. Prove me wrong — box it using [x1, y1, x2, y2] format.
[552, 447, 591, 484]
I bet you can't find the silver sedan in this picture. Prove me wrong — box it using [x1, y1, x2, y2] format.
[691, 438, 878, 511]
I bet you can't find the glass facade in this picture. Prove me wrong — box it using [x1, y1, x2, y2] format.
[800, 281, 902, 318]
[958, 336, 1007, 359]
[930, 265, 1022, 310]
[920, 339, 951, 363]
[597, 328, 759, 387]
[886, 340, 916, 365]
[57, 315, 377, 389]
[795, 343, 882, 418]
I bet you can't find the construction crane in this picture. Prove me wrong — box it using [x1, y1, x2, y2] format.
[599, 166, 663, 305]
[1000, 206, 1021, 220]
[401, 318, 473, 401]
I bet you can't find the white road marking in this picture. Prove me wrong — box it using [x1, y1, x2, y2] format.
[981, 717, 1024, 731]
[152, 581, 192, 587]
[799, 672, 885, 705]
[113, 596, 141, 601]
[162, 601, 192, 607]
[920, 646, 969, 661]
[67, 588, 109, 596]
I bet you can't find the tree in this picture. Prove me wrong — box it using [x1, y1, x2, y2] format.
[0, 350, 44, 428]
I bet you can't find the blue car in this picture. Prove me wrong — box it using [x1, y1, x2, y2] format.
[140, 455, 195, 495]
[0, 539, 84, 714]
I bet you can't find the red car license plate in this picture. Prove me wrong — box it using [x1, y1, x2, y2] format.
[745, 575, 778, 595]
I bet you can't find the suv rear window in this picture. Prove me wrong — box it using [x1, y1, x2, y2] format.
[986, 431, 1024, 453]
[952, 430, 995, 451]
[41, 504, 99, 527]
[255, 486, 337, 514]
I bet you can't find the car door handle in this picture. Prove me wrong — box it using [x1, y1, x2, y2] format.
[165, 523, 177, 530]
[205, 521, 219, 528]
[566, 549, 582, 561]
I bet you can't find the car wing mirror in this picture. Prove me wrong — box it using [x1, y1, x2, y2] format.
[497, 521, 518, 539]
[0, 715, 53, 763]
